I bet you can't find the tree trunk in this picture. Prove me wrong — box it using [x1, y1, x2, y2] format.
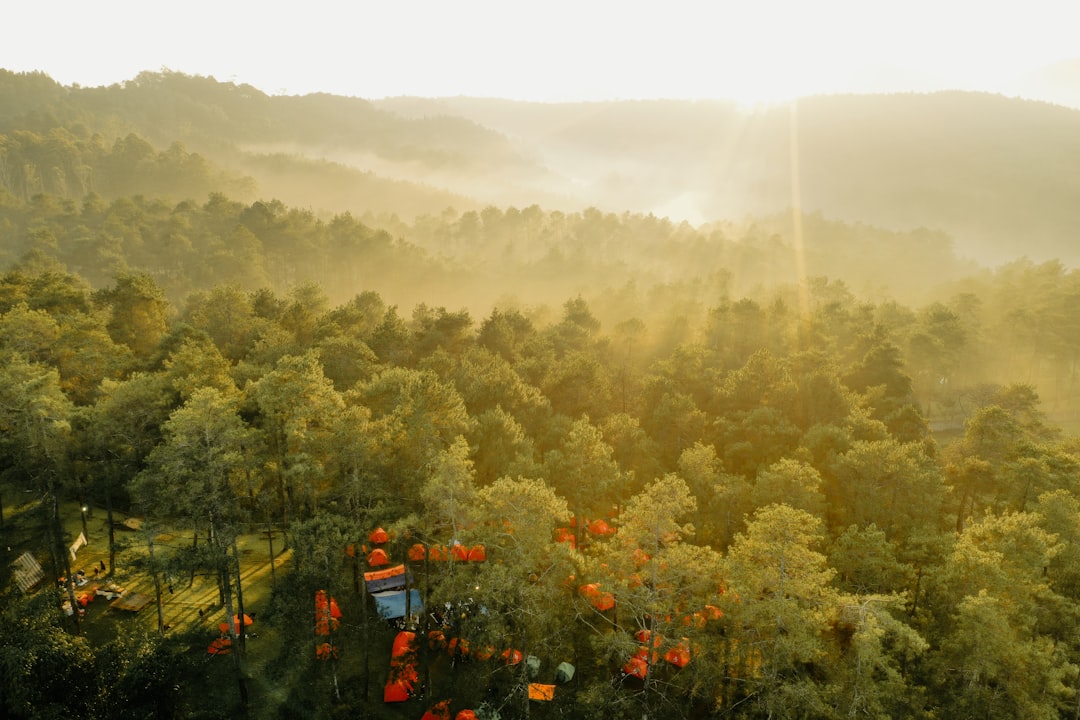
[219, 533, 248, 711]
[147, 534, 165, 637]
[105, 489, 116, 575]
[188, 531, 199, 587]
[50, 492, 80, 635]
[266, 521, 276, 587]
[233, 538, 247, 653]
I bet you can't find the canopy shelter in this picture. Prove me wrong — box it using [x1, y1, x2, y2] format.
[110, 592, 152, 612]
[528, 684, 556, 701]
[372, 589, 423, 621]
[364, 564, 412, 593]
[12, 552, 44, 593]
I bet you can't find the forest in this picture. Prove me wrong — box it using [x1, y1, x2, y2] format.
[3, 69, 1080, 720]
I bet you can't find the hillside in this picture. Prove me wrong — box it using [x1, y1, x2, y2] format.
[379, 93, 1080, 266]
[4, 69, 1080, 268]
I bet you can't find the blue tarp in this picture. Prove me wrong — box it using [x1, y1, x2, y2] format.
[373, 589, 423, 620]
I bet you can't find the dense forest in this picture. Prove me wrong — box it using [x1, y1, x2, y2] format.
[3, 68, 1080, 719]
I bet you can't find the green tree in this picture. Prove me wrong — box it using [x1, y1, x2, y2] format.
[93, 272, 170, 359]
[248, 351, 343, 523]
[722, 504, 838, 717]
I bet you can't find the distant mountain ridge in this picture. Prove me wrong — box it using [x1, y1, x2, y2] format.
[2, 69, 1079, 267]
[376, 93, 1080, 266]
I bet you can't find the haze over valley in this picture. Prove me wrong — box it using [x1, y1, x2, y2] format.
[7, 4, 1080, 718]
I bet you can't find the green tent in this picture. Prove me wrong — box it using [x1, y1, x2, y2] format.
[555, 661, 575, 683]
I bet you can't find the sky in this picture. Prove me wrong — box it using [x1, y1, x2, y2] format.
[6, 1, 1080, 105]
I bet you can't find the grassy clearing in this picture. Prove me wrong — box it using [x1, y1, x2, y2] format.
[2, 494, 304, 717]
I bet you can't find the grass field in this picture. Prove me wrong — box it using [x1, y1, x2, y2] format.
[1, 493, 317, 717]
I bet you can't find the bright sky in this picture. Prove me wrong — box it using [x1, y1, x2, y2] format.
[6, 1, 1079, 104]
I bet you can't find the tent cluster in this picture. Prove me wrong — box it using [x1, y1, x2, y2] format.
[622, 629, 698, 678]
[578, 582, 615, 612]
[407, 542, 486, 563]
[208, 614, 255, 656]
[553, 516, 618, 549]
[346, 527, 395, 567]
[420, 699, 483, 720]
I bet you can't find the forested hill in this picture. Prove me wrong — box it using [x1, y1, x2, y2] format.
[378, 93, 1080, 267]
[3, 69, 1080, 267]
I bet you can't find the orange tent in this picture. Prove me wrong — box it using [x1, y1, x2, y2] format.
[554, 527, 575, 547]
[428, 545, 449, 561]
[385, 631, 418, 702]
[408, 543, 427, 561]
[703, 604, 723, 620]
[451, 543, 469, 562]
[219, 613, 254, 634]
[315, 590, 342, 635]
[578, 583, 615, 611]
[369, 527, 390, 545]
[467, 545, 487, 562]
[456, 711, 478, 720]
[587, 518, 616, 536]
[665, 638, 691, 668]
[367, 548, 390, 567]
[315, 642, 339, 660]
[383, 680, 411, 703]
[428, 629, 447, 649]
[208, 637, 232, 655]
[622, 647, 651, 678]
[421, 700, 452, 720]
[501, 648, 523, 665]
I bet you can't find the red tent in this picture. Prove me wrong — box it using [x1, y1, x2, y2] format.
[501, 648, 524, 665]
[369, 527, 390, 545]
[367, 548, 390, 567]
